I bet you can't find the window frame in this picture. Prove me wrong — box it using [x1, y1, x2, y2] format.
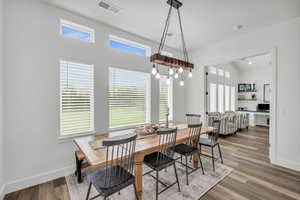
[108, 35, 151, 57]
[59, 60, 95, 139]
[60, 19, 95, 43]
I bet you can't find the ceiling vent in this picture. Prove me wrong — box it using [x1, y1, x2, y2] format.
[98, 0, 121, 14]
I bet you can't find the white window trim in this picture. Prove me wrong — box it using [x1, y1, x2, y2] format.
[109, 35, 151, 56]
[60, 19, 95, 43]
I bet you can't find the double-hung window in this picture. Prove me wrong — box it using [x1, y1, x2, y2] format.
[109, 68, 151, 129]
[60, 19, 95, 43]
[159, 76, 173, 122]
[60, 60, 94, 136]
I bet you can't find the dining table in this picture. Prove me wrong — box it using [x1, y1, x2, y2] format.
[74, 122, 213, 200]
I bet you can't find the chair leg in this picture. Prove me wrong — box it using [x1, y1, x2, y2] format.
[133, 183, 139, 200]
[197, 152, 205, 174]
[218, 143, 224, 164]
[211, 147, 215, 171]
[156, 170, 159, 200]
[173, 163, 181, 192]
[86, 182, 92, 200]
[199, 144, 202, 154]
[185, 155, 189, 185]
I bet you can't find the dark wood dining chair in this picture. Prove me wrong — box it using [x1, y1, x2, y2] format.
[143, 128, 181, 200]
[86, 133, 138, 200]
[186, 114, 201, 125]
[199, 120, 223, 171]
[171, 124, 204, 185]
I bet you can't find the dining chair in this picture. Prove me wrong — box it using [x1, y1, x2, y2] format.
[86, 133, 138, 200]
[199, 120, 223, 171]
[186, 114, 201, 125]
[171, 124, 204, 185]
[143, 128, 181, 200]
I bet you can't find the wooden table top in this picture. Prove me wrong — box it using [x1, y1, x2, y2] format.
[74, 123, 213, 168]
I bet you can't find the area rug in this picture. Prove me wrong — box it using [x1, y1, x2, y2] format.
[66, 157, 233, 200]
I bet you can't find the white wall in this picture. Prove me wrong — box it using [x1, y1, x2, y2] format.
[186, 17, 300, 171]
[237, 67, 272, 111]
[3, 0, 185, 193]
[0, 0, 5, 197]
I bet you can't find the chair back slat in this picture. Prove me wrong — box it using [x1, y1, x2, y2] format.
[186, 114, 201, 125]
[102, 133, 137, 188]
[187, 123, 202, 146]
[210, 120, 221, 142]
[156, 128, 177, 163]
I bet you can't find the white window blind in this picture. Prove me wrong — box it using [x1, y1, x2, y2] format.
[231, 87, 236, 111]
[225, 85, 230, 111]
[218, 84, 224, 113]
[209, 83, 217, 112]
[109, 68, 150, 128]
[159, 76, 173, 122]
[60, 60, 94, 136]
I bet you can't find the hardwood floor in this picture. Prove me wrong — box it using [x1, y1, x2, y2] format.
[4, 126, 300, 200]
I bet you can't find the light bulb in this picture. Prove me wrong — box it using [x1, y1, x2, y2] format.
[169, 68, 174, 75]
[155, 73, 160, 79]
[174, 72, 179, 79]
[166, 78, 171, 85]
[180, 80, 184, 86]
[248, 61, 252, 65]
[188, 71, 193, 78]
[152, 66, 157, 75]
[179, 67, 183, 73]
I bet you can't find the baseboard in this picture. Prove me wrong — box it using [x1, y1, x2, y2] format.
[273, 157, 300, 172]
[5, 165, 74, 194]
[0, 184, 6, 200]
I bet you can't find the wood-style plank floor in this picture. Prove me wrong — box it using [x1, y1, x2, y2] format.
[4, 126, 300, 200]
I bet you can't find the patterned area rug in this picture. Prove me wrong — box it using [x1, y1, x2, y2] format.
[66, 157, 233, 200]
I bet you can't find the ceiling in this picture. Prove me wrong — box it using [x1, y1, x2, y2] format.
[43, 0, 300, 50]
[232, 53, 272, 71]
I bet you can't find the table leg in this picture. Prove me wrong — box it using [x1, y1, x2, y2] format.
[135, 155, 144, 200]
[192, 152, 199, 168]
[192, 140, 199, 168]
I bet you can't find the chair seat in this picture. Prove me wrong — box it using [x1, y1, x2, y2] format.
[172, 143, 198, 155]
[199, 138, 218, 147]
[89, 165, 134, 196]
[144, 152, 174, 170]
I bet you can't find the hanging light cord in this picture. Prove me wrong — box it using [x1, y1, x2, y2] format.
[158, 4, 173, 53]
[177, 8, 189, 63]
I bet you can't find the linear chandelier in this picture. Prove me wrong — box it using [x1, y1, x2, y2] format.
[150, 0, 194, 86]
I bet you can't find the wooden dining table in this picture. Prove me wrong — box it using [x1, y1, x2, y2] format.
[74, 123, 213, 200]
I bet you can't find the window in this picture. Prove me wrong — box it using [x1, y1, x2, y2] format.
[225, 71, 230, 78]
[225, 85, 230, 111]
[208, 66, 217, 74]
[109, 68, 151, 128]
[159, 76, 173, 122]
[209, 83, 217, 112]
[218, 85, 224, 113]
[231, 87, 236, 111]
[60, 60, 94, 136]
[60, 19, 95, 43]
[218, 69, 224, 76]
[109, 35, 151, 56]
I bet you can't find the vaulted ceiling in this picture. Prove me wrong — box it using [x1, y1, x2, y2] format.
[43, 0, 300, 50]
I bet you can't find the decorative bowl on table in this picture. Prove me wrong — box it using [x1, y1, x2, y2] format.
[135, 124, 159, 138]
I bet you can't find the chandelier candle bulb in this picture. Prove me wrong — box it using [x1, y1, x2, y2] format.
[174, 72, 179, 79]
[188, 71, 193, 77]
[179, 67, 183, 73]
[155, 73, 160, 79]
[152, 67, 157, 75]
[180, 80, 184, 86]
[169, 68, 174, 75]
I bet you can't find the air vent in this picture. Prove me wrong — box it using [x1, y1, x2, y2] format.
[99, 0, 121, 14]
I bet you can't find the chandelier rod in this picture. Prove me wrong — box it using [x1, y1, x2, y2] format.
[158, 4, 173, 53]
[177, 8, 189, 62]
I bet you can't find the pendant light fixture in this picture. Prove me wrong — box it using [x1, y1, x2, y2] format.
[150, 0, 193, 84]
